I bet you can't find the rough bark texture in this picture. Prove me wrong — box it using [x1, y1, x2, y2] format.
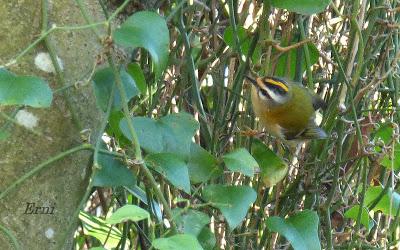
[0, 1, 104, 249]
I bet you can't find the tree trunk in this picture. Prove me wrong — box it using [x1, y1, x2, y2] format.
[0, 1, 103, 249]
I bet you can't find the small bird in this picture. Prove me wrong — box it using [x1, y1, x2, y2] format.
[246, 75, 327, 142]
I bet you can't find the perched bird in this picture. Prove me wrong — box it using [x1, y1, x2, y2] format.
[246, 75, 327, 142]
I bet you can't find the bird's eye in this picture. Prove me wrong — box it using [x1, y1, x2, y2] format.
[258, 89, 270, 100]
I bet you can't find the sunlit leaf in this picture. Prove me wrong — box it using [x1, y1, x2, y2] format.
[380, 143, 400, 171]
[92, 67, 139, 112]
[222, 148, 258, 177]
[153, 234, 203, 250]
[365, 186, 400, 215]
[266, 210, 321, 250]
[79, 211, 124, 248]
[202, 184, 257, 229]
[105, 204, 149, 224]
[271, 0, 331, 15]
[251, 139, 288, 187]
[120, 112, 199, 156]
[344, 205, 374, 231]
[0, 68, 52, 107]
[113, 11, 170, 79]
[145, 153, 191, 193]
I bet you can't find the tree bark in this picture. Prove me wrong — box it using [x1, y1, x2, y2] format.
[0, 1, 104, 249]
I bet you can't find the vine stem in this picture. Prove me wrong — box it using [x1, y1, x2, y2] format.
[0, 144, 92, 200]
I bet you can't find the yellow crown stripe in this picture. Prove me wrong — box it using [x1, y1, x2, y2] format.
[264, 78, 289, 92]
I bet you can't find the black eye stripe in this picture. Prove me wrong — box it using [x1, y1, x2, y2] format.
[259, 88, 270, 98]
[268, 84, 287, 95]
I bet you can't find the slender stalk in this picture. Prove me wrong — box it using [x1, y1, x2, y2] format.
[0, 144, 92, 200]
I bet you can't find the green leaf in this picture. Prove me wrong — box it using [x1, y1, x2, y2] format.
[274, 43, 319, 79]
[344, 205, 374, 231]
[106, 111, 131, 145]
[365, 186, 400, 215]
[152, 234, 203, 250]
[0, 130, 10, 141]
[120, 112, 199, 156]
[223, 26, 261, 62]
[92, 67, 139, 112]
[202, 184, 257, 229]
[197, 227, 216, 250]
[145, 153, 191, 193]
[271, 0, 331, 15]
[188, 143, 222, 183]
[173, 208, 210, 236]
[251, 139, 288, 187]
[380, 143, 400, 171]
[222, 148, 258, 177]
[0, 68, 52, 107]
[127, 63, 147, 94]
[266, 210, 321, 250]
[89, 247, 107, 250]
[105, 204, 149, 224]
[92, 151, 136, 187]
[374, 123, 393, 144]
[79, 211, 124, 248]
[113, 11, 170, 79]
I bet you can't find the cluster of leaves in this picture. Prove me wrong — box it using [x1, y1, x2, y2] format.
[1, 0, 400, 249]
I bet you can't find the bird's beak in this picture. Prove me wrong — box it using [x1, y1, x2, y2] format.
[245, 75, 258, 87]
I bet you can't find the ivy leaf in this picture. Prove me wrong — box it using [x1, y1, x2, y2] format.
[344, 205, 374, 231]
[365, 186, 400, 215]
[173, 208, 210, 236]
[92, 67, 139, 112]
[251, 139, 288, 187]
[188, 143, 222, 183]
[266, 210, 321, 250]
[202, 184, 256, 229]
[120, 112, 199, 156]
[152, 234, 203, 250]
[222, 148, 258, 177]
[113, 11, 170, 79]
[271, 0, 331, 15]
[0, 68, 52, 107]
[145, 153, 191, 193]
[92, 151, 136, 187]
[105, 205, 149, 224]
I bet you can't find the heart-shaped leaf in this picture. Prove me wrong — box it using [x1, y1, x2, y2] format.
[92, 152, 136, 187]
[266, 210, 321, 250]
[197, 227, 216, 250]
[251, 139, 288, 187]
[365, 186, 400, 215]
[105, 204, 149, 224]
[223, 148, 258, 177]
[92, 67, 139, 112]
[271, 0, 331, 15]
[120, 112, 199, 156]
[188, 143, 222, 183]
[145, 153, 191, 193]
[173, 208, 210, 236]
[152, 234, 203, 250]
[202, 184, 257, 229]
[0, 68, 52, 107]
[344, 205, 374, 231]
[113, 11, 170, 79]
